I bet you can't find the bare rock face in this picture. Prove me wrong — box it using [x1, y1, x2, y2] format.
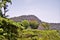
[10, 15, 60, 30]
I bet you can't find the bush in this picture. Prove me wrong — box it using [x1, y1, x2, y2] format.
[21, 20, 30, 29]
[0, 17, 24, 40]
[0, 17, 60, 40]
[17, 29, 60, 40]
[29, 20, 39, 29]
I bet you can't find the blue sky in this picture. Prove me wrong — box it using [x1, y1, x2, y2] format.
[7, 0, 60, 23]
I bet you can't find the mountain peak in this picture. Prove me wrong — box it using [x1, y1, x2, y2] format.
[10, 15, 41, 23]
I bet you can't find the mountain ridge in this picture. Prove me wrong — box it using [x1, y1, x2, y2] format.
[10, 15, 60, 30]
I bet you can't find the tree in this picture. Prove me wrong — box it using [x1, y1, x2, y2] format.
[29, 20, 39, 29]
[0, 0, 12, 17]
[21, 20, 30, 29]
[0, 17, 18, 40]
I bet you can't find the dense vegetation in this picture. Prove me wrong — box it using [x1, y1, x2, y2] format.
[18, 30, 60, 40]
[0, 0, 60, 40]
[0, 17, 60, 40]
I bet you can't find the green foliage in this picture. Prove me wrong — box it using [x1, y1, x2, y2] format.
[0, 17, 60, 40]
[17, 29, 60, 40]
[0, 0, 12, 17]
[0, 17, 24, 40]
[21, 20, 30, 29]
[29, 20, 39, 29]
[0, 10, 3, 17]
[1, 0, 59, 40]
[41, 22, 50, 30]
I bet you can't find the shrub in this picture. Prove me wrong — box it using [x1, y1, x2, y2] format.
[0, 17, 60, 40]
[18, 29, 60, 40]
[0, 17, 24, 40]
[21, 20, 30, 29]
[29, 20, 39, 29]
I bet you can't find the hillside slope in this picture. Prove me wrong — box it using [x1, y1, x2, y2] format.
[10, 15, 60, 30]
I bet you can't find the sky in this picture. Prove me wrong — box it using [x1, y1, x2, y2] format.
[7, 0, 60, 23]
